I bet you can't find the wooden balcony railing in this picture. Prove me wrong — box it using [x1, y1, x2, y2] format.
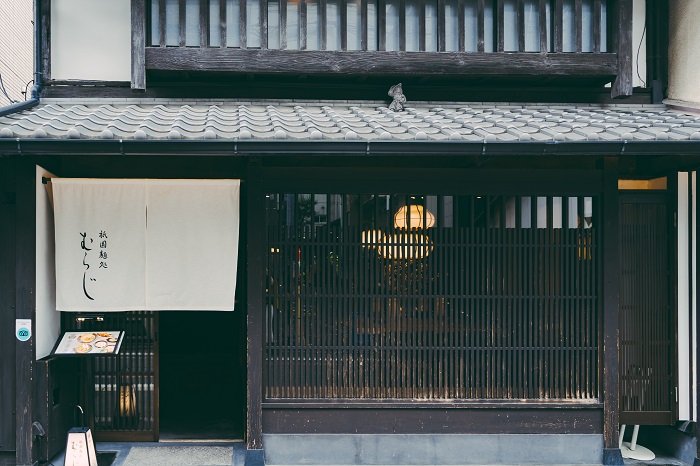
[131, 0, 632, 95]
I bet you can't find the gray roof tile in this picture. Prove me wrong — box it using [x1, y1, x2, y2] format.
[3, 99, 700, 143]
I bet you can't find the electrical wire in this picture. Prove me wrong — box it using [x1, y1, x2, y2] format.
[22, 79, 35, 101]
[0, 72, 19, 104]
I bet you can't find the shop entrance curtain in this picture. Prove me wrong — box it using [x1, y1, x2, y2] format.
[53, 179, 240, 311]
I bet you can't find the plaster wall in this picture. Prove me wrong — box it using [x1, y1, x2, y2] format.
[0, 0, 33, 105]
[668, 1, 700, 105]
[51, 0, 130, 81]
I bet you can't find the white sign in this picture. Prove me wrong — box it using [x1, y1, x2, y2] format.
[16, 319, 32, 342]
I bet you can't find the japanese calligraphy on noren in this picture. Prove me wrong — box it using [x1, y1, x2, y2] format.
[80, 229, 109, 301]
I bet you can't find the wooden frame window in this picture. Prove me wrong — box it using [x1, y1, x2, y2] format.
[263, 192, 601, 400]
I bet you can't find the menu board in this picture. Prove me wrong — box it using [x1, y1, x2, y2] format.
[51, 331, 124, 356]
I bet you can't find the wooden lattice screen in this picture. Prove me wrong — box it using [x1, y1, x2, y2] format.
[619, 194, 674, 425]
[64, 311, 158, 441]
[263, 193, 600, 400]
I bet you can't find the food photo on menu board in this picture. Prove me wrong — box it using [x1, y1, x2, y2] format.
[52, 331, 124, 355]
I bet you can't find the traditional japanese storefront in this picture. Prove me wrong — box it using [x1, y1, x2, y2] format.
[0, 100, 699, 465]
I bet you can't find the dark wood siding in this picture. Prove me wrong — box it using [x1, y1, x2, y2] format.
[0, 159, 16, 452]
[263, 405, 604, 434]
[619, 192, 674, 425]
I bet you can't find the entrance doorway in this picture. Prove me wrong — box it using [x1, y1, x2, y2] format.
[159, 311, 246, 440]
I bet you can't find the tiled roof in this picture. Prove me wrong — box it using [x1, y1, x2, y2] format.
[2, 99, 700, 142]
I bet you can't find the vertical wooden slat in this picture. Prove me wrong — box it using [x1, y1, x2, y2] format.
[553, 0, 563, 52]
[261, 0, 269, 49]
[159, 0, 167, 47]
[378, 0, 387, 50]
[574, 0, 582, 52]
[200, 0, 211, 46]
[437, 0, 446, 51]
[517, 0, 525, 52]
[280, 0, 288, 49]
[179, 0, 187, 46]
[457, 0, 465, 51]
[477, 0, 485, 52]
[220, 0, 228, 47]
[320, 0, 328, 49]
[496, 0, 504, 52]
[361, 0, 368, 49]
[592, 0, 600, 53]
[418, 0, 426, 51]
[340, 0, 348, 50]
[241, 0, 248, 48]
[300, 0, 308, 49]
[539, 0, 547, 52]
[399, 0, 406, 51]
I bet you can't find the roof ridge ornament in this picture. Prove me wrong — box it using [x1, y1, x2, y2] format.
[388, 83, 406, 112]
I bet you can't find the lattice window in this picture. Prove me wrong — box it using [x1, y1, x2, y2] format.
[263, 193, 600, 400]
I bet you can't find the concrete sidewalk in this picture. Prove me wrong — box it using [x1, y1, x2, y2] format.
[43, 441, 691, 466]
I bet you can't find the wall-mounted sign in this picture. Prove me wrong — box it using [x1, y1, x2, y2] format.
[16, 319, 32, 342]
[51, 331, 124, 356]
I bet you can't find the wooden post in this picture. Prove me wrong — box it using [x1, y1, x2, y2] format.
[15, 160, 36, 465]
[611, 0, 633, 98]
[131, 0, 147, 90]
[246, 161, 265, 462]
[602, 158, 623, 465]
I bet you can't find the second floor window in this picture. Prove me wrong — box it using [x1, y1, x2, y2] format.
[149, 0, 608, 53]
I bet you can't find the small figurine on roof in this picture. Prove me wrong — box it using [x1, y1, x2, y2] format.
[388, 83, 406, 112]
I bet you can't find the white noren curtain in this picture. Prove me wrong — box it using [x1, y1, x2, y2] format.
[53, 179, 240, 312]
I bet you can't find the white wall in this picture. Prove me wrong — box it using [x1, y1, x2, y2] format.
[36, 166, 60, 360]
[632, 0, 646, 89]
[51, 0, 131, 81]
[0, 0, 33, 104]
[668, 1, 700, 105]
[678, 172, 698, 421]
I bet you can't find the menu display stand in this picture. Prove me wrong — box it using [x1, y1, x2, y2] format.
[51, 331, 125, 356]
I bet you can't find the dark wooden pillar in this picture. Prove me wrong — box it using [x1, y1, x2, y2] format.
[246, 161, 265, 466]
[611, 0, 633, 98]
[15, 160, 36, 465]
[0, 159, 17, 453]
[602, 158, 623, 465]
[131, 0, 147, 90]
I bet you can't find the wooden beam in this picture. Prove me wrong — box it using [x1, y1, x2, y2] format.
[15, 160, 36, 465]
[145, 47, 619, 76]
[611, 0, 633, 97]
[247, 161, 264, 451]
[601, 158, 623, 466]
[131, 0, 147, 90]
[40, 0, 51, 81]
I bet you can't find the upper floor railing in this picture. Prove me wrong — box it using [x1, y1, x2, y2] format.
[148, 0, 607, 53]
[131, 0, 632, 95]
